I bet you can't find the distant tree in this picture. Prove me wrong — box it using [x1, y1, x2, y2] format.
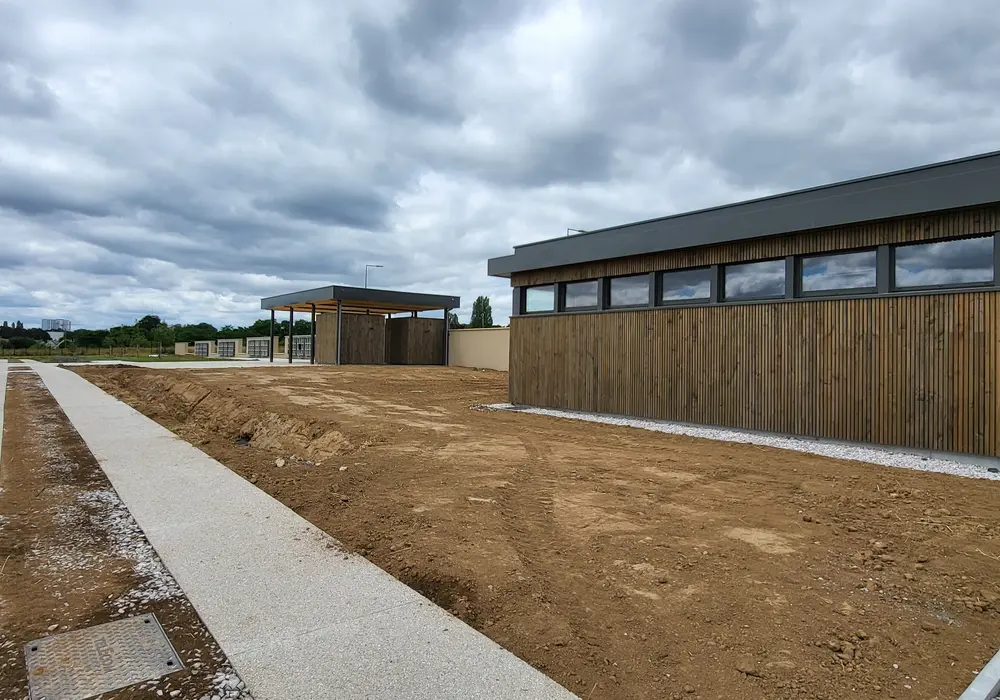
[151, 324, 175, 349]
[135, 315, 163, 337]
[248, 319, 273, 336]
[173, 323, 219, 343]
[448, 312, 465, 329]
[469, 296, 494, 328]
[217, 324, 242, 340]
[9, 337, 34, 349]
[67, 329, 109, 347]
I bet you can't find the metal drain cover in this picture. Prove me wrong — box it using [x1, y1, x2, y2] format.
[24, 615, 182, 700]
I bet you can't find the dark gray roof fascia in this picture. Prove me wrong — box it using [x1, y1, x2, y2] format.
[488, 150, 1000, 277]
[261, 285, 461, 310]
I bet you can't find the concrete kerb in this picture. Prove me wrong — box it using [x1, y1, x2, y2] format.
[960, 648, 1000, 700]
[24, 361, 577, 700]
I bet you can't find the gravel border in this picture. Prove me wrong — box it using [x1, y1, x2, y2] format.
[490, 404, 1000, 481]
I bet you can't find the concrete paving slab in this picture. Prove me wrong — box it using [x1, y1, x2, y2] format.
[26, 361, 578, 700]
[232, 601, 576, 700]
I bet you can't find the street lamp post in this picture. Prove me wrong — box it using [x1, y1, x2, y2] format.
[365, 264, 383, 288]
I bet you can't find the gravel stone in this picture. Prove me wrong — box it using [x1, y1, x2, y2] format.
[492, 405, 1000, 481]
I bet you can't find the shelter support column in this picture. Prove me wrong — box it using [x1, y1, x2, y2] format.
[268, 310, 274, 363]
[288, 308, 294, 364]
[335, 301, 343, 366]
[443, 308, 450, 366]
[310, 304, 316, 364]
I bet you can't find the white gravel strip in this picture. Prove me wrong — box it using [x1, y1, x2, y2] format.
[490, 404, 1000, 481]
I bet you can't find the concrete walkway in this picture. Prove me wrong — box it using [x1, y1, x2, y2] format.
[27, 362, 577, 700]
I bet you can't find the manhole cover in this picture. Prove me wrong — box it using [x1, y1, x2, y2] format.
[24, 615, 183, 700]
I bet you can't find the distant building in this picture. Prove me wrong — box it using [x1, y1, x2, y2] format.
[41, 319, 72, 332]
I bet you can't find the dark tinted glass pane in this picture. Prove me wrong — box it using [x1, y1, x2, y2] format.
[609, 275, 649, 307]
[524, 285, 554, 312]
[724, 260, 785, 299]
[894, 236, 994, 288]
[564, 280, 599, 308]
[660, 268, 711, 302]
[801, 250, 876, 292]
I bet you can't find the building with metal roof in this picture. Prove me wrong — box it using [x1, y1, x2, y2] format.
[488, 150, 1000, 461]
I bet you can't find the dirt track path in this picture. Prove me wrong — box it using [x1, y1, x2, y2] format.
[0, 370, 250, 700]
[77, 365, 1000, 700]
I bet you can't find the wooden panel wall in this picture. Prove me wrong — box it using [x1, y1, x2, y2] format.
[386, 318, 445, 365]
[510, 292, 999, 457]
[340, 313, 385, 365]
[315, 313, 338, 364]
[512, 206, 1000, 286]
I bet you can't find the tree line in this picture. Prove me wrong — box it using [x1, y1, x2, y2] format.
[1, 296, 499, 351]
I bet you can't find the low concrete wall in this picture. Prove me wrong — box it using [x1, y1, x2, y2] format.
[448, 328, 509, 372]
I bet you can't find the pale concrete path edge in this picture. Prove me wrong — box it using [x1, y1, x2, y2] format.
[26, 361, 578, 700]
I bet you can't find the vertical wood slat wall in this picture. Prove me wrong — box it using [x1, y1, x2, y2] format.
[385, 318, 446, 365]
[315, 313, 338, 364]
[510, 292, 1000, 457]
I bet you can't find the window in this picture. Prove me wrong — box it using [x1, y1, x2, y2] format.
[660, 268, 712, 303]
[524, 285, 555, 313]
[894, 236, 994, 289]
[608, 274, 650, 307]
[723, 260, 785, 300]
[563, 280, 599, 309]
[800, 250, 877, 294]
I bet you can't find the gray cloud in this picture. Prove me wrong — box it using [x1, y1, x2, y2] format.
[668, 0, 757, 61]
[1, 0, 999, 330]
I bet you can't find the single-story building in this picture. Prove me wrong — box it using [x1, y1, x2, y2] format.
[260, 285, 460, 365]
[488, 150, 1000, 459]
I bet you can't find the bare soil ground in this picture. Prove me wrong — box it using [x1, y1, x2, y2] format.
[75, 364, 1000, 700]
[0, 370, 250, 700]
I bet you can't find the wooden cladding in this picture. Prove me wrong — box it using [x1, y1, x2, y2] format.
[386, 317, 445, 365]
[339, 314, 385, 365]
[510, 291, 999, 457]
[315, 313, 338, 364]
[512, 206, 1000, 286]
[315, 312, 386, 364]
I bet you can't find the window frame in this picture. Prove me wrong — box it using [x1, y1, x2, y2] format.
[560, 279, 600, 311]
[890, 234, 996, 292]
[522, 284, 556, 314]
[721, 257, 787, 302]
[606, 273, 652, 309]
[796, 247, 879, 298]
[657, 266, 714, 306]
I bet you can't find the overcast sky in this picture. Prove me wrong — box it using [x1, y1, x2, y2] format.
[2, 0, 998, 328]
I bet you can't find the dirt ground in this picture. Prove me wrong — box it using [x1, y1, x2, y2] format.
[75, 364, 1000, 700]
[0, 369, 251, 700]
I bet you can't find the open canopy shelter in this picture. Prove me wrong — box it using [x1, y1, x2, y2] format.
[260, 285, 461, 365]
